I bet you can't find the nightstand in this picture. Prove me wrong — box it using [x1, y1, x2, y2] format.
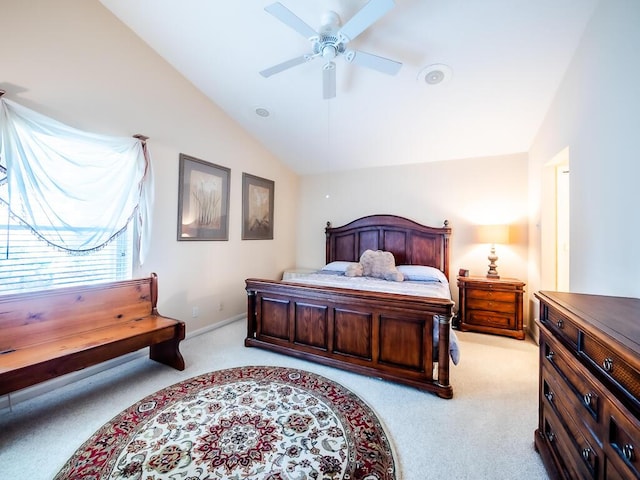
[456, 276, 526, 340]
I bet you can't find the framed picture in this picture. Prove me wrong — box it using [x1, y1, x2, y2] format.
[177, 153, 230, 241]
[242, 173, 274, 240]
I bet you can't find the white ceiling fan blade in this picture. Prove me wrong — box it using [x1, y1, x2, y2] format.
[337, 0, 395, 43]
[264, 2, 318, 39]
[323, 62, 336, 99]
[260, 55, 309, 77]
[345, 50, 402, 75]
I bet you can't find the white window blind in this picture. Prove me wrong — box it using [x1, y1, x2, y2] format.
[0, 203, 133, 295]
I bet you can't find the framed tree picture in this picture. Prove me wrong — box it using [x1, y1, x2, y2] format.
[242, 173, 274, 240]
[177, 154, 230, 241]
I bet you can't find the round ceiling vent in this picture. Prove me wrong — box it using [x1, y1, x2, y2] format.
[417, 64, 453, 86]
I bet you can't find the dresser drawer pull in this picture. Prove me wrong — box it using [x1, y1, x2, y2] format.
[556, 319, 564, 329]
[582, 448, 591, 462]
[546, 431, 556, 443]
[545, 391, 554, 403]
[602, 357, 614, 372]
[583, 392, 593, 408]
[623, 444, 635, 462]
[546, 351, 555, 362]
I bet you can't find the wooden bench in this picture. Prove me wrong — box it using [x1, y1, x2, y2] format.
[0, 273, 185, 396]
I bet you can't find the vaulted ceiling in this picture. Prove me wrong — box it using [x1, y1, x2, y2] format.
[100, 0, 598, 174]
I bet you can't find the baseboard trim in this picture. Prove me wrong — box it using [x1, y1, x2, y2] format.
[0, 314, 245, 413]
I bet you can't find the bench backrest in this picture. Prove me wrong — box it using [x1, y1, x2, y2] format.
[0, 274, 159, 352]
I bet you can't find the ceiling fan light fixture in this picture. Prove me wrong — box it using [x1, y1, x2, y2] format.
[417, 64, 453, 86]
[322, 45, 337, 59]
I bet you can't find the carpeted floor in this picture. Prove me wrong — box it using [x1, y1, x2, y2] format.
[0, 318, 549, 479]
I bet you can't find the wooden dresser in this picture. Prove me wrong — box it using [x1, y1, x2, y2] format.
[535, 291, 640, 479]
[457, 276, 525, 340]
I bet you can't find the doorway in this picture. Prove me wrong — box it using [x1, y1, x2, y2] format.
[541, 147, 570, 291]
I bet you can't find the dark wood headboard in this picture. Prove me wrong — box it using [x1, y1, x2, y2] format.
[325, 215, 451, 280]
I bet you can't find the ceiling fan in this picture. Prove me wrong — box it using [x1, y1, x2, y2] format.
[259, 0, 402, 99]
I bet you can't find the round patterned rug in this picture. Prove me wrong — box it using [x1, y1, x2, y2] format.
[55, 366, 397, 479]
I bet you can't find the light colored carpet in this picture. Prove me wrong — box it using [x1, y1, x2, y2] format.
[0, 319, 548, 479]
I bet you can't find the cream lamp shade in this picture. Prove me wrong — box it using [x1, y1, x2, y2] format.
[476, 224, 510, 279]
[477, 224, 510, 245]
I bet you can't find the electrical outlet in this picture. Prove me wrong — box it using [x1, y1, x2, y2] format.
[192, 306, 199, 318]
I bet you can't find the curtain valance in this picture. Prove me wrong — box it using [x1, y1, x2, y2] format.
[0, 97, 153, 265]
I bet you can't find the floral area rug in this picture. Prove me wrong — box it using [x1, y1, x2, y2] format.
[55, 366, 397, 479]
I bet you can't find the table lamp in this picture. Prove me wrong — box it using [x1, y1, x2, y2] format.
[477, 224, 509, 279]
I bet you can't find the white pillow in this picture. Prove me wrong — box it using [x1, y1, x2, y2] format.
[397, 265, 448, 284]
[321, 261, 356, 273]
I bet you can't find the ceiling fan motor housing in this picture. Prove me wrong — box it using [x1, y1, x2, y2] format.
[315, 11, 344, 60]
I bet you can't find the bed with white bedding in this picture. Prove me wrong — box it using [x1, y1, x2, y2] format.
[285, 268, 460, 365]
[245, 214, 457, 398]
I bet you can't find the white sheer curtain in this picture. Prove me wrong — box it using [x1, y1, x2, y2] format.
[0, 97, 153, 265]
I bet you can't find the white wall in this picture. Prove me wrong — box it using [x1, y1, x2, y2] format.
[529, 0, 640, 303]
[0, 0, 299, 331]
[296, 154, 530, 322]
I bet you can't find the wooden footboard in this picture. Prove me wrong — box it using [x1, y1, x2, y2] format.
[245, 278, 454, 398]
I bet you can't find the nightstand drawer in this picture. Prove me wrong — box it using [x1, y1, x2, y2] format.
[467, 310, 515, 329]
[465, 289, 516, 302]
[466, 298, 515, 314]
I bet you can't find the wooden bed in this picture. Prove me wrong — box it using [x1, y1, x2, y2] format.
[245, 214, 455, 398]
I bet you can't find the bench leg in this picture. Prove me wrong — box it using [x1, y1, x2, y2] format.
[150, 338, 185, 371]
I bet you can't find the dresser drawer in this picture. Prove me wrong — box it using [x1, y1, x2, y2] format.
[605, 460, 630, 480]
[542, 363, 601, 446]
[581, 334, 640, 402]
[605, 401, 640, 479]
[541, 305, 580, 351]
[541, 329, 602, 424]
[542, 373, 601, 477]
[542, 406, 597, 480]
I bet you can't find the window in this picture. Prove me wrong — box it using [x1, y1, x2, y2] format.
[0, 96, 153, 294]
[0, 203, 133, 295]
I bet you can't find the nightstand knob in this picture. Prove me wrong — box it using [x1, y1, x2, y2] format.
[582, 448, 591, 461]
[556, 319, 564, 329]
[603, 357, 614, 372]
[583, 392, 593, 408]
[623, 444, 635, 462]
